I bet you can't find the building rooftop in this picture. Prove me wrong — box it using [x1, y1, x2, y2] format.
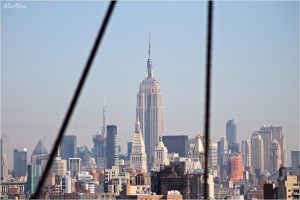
[32, 139, 48, 155]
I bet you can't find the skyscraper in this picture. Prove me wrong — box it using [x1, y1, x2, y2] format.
[136, 39, 164, 167]
[1, 153, 8, 181]
[49, 145, 67, 177]
[31, 139, 48, 165]
[258, 126, 286, 171]
[127, 142, 133, 160]
[130, 120, 147, 172]
[226, 120, 238, 153]
[251, 132, 264, 176]
[291, 151, 300, 175]
[26, 164, 42, 194]
[269, 139, 281, 175]
[162, 135, 189, 157]
[209, 142, 218, 168]
[60, 135, 77, 168]
[13, 147, 27, 178]
[106, 125, 119, 169]
[93, 99, 107, 169]
[69, 158, 81, 178]
[0, 139, 2, 181]
[217, 136, 228, 166]
[241, 140, 251, 169]
[230, 153, 243, 184]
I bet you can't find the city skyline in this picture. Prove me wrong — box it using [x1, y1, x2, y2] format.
[2, 1, 299, 169]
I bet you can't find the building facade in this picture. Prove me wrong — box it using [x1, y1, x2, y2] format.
[136, 41, 164, 167]
[152, 137, 169, 171]
[251, 132, 264, 175]
[1, 153, 8, 181]
[93, 100, 107, 169]
[241, 140, 251, 169]
[31, 139, 48, 166]
[230, 153, 243, 184]
[13, 147, 27, 178]
[127, 142, 133, 160]
[93, 134, 106, 169]
[162, 135, 189, 157]
[258, 126, 286, 172]
[226, 120, 238, 153]
[60, 135, 77, 169]
[291, 151, 300, 175]
[69, 158, 81, 178]
[26, 164, 42, 194]
[217, 136, 228, 166]
[106, 125, 119, 169]
[209, 142, 218, 168]
[130, 121, 147, 172]
[269, 139, 281, 175]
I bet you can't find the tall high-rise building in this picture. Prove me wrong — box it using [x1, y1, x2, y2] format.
[258, 126, 286, 171]
[93, 134, 106, 168]
[251, 132, 264, 175]
[230, 153, 243, 184]
[217, 136, 228, 166]
[162, 135, 189, 157]
[127, 142, 133, 160]
[136, 39, 164, 167]
[106, 125, 119, 169]
[31, 139, 48, 165]
[241, 140, 251, 169]
[1, 153, 8, 181]
[130, 120, 147, 172]
[60, 135, 77, 168]
[49, 145, 67, 177]
[209, 142, 218, 168]
[269, 139, 281, 175]
[69, 158, 81, 178]
[291, 151, 300, 175]
[226, 120, 238, 152]
[26, 164, 42, 194]
[0, 139, 2, 180]
[13, 147, 28, 178]
[93, 99, 107, 169]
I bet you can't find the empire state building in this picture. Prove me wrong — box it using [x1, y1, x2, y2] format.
[136, 39, 164, 167]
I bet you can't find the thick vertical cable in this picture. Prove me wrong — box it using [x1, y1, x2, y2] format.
[31, 1, 117, 198]
[204, 0, 214, 199]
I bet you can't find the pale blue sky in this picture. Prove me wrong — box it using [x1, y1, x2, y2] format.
[2, 1, 299, 168]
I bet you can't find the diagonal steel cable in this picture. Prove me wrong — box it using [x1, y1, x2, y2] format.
[204, 0, 214, 199]
[31, 1, 117, 198]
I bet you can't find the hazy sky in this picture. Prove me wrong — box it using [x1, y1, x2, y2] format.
[2, 1, 299, 168]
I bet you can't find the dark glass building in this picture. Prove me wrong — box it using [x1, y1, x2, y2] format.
[60, 135, 77, 168]
[226, 119, 239, 153]
[106, 125, 119, 169]
[291, 151, 300, 175]
[93, 134, 106, 169]
[13, 147, 28, 178]
[127, 142, 132, 160]
[162, 135, 188, 157]
[25, 164, 42, 195]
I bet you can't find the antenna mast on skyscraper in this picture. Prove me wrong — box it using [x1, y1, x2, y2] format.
[148, 34, 151, 59]
[102, 98, 106, 137]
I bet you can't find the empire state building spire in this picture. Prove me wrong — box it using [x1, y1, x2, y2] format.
[147, 35, 154, 79]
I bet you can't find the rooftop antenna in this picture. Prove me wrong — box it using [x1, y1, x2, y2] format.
[102, 98, 106, 137]
[148, 34, 151, 59]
